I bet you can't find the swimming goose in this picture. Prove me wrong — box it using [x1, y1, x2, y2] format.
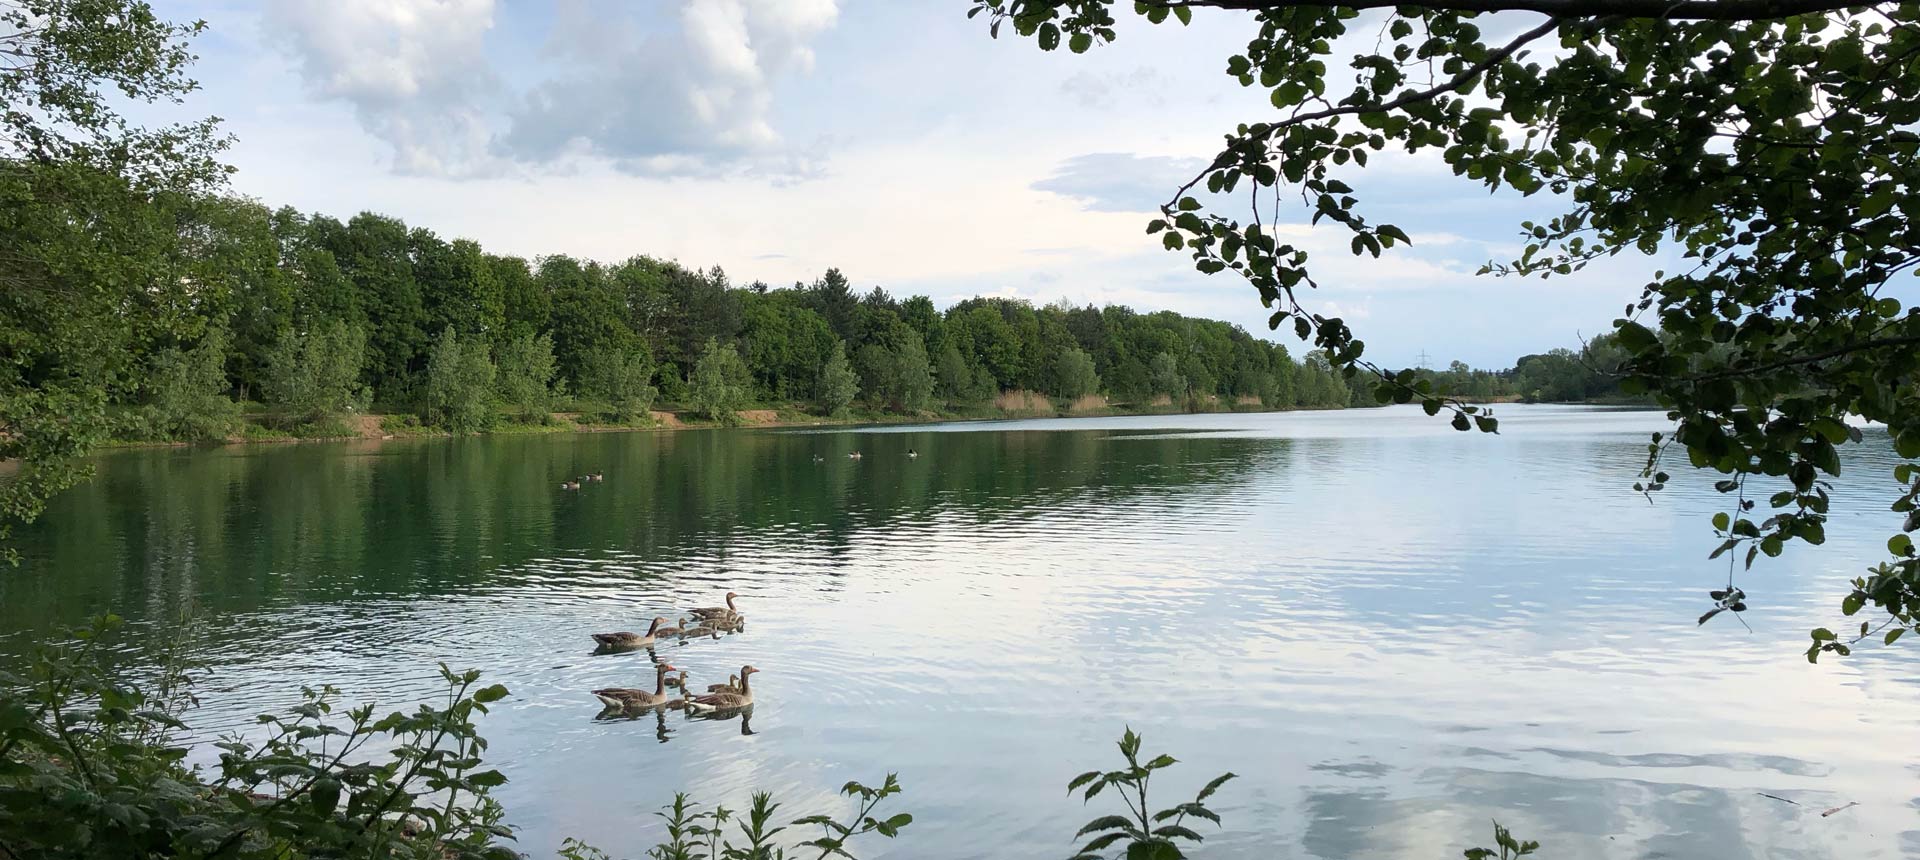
[589, 472, 604, 482]
[706, 673, 741, 694]
[688, 592, 741, 623]
[591, 662, 680, 710]
[653, 617, 692, 638]
[847, 451, 863, 460]
[685, 665, 759, 713]
[590, 616, 669, 649]
[907, 449, 918, 459]
[561, 480, 580, 490]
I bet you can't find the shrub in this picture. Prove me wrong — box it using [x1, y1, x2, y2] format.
[690, 338, 751, 424]
[1051, 347, 1101, 400]
[578, 346, 658, 423]
[263, 320, 366, 426]
[496, 332, 558, 421]
[423, 327, 497, 434]
[140, 324, 239, 441]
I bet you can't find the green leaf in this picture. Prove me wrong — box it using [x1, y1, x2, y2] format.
[1194, 772, 1236, 802]
[474, 684, 509, 704]
[1069, 32, 1093, 53]
[1038, 23, 1061, 51]
[1068, 770, 1102, 793]
[1128, 839, 1185, 860]
[1886, 628, 1905, 646]
[1076, 815, 1137, 837]
[1811, 627, 1836, 641]
[1892, 534, 1914, 556]
[1614, 321, 1658, 353]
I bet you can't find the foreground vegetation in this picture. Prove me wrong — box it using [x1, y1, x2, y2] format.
[0, 620, 1531, 860]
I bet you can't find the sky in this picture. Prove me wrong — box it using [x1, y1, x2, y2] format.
[153, 0, 1669, 368]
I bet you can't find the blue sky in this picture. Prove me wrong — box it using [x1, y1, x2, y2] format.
[158, 0, 1664, 368]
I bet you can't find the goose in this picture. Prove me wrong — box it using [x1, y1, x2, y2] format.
[589, 472, 604, 482]
[590, 616, 669, 649]
[591, 662, 680, 711]
[678, 625, 723, 641]
[907, 448, 918, 459]
[653, 617, 692, 638]
[560, 480, 580, 490]
[688, 592, 741, 623]
[812, 454, 825, 463]
[707, 673, 741, 694]
[847, 451, 863, 460]
[685, 665, 759, 713]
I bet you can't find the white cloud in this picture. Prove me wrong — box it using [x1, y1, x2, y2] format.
[498, 0, 838, 178]
[1032, 152, 1207, 213]
[265, 0, 499, 176]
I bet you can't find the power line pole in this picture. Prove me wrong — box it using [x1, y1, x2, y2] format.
[1416, 349, 1432, 370]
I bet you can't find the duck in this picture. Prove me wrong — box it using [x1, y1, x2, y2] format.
[688, 591, 742, 624]
[591, 662, 680, 711]
[685, 665, 759, 713]
[590, 616, 669, 650]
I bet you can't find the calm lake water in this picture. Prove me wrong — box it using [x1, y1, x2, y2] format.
[3, 405, 1916, 858]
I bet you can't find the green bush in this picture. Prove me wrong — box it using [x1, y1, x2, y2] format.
[139, 324, 240, 442]
[578, 346, 659, 423]
[497, 332, 559, 421]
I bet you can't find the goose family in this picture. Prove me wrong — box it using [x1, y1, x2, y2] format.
[592, 662, 681, 711]
[586, 592, 760, 717]
[685, 665, 759, 713]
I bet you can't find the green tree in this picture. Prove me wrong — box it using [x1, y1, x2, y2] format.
[497, 332, 558, 421]
[690, 338, 751, 423]
[577, 346, 658, 423]
[816, 340, 860, 416]
[140, 324, 239, 442]
[1052, 347, 1101, 399]
[894, 332, 936, 413]
[264, 321, 366, 425]
[980, 0, 1920, 651]
[1148, 351, 1186, 401]
[934, 339, 974, 403]
[423, 327, 497, 433]
[0, 0, 230, 560]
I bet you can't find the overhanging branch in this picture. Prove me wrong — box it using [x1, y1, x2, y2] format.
[1152, 0, 1889, 21]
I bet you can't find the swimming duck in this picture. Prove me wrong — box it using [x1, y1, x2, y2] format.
[685, 665, 759, 713]
[688, 591, 741, 624]
[591, 662, 680, 710]
[590, 616, 669, 649]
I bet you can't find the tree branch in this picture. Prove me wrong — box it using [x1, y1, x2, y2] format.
[1687, 334, 1920, 381]
[1162, 16, 1563, 211]
[1154, 0, 1889, 21]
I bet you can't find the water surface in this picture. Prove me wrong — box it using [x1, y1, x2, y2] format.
[4, 405, 1915, 858]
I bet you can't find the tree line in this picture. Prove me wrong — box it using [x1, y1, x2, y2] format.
[102, 197, 1359, 439]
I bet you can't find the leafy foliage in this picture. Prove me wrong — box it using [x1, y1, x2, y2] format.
[1053, 347, 1102, 399]
[577, 345, 660, 423]
[0, 617, 517, 860]
[138, 323, 240, 442]
[423, 326, 498, 434]
[496, 332, 559, 421]
[691, 338, 753, 424]
[816, 340, 860, 417]
[974, 0, 1920, 651]
[263, 320, 367, 427]
[1065, 727, 1233, 860]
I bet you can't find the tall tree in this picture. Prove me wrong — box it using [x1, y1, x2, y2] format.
[979, 0, 1920, 652]
[0, 0, 230, 560]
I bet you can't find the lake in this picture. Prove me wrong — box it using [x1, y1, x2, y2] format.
[2, 404, 1914, 859]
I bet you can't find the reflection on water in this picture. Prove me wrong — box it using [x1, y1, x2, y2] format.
[3, 405, 1917, 859]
